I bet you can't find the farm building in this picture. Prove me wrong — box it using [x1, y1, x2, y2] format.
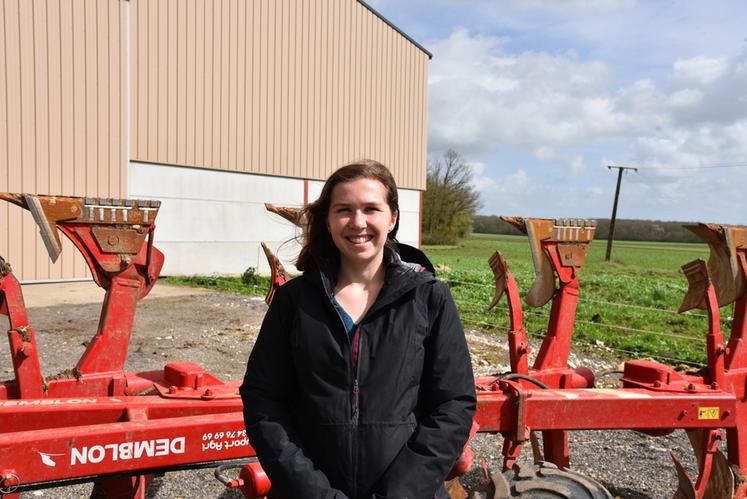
[0, 0, 430, 281]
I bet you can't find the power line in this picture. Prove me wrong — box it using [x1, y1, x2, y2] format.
[627, 162, 747, 171]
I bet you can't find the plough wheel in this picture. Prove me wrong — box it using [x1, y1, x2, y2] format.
[491, 461, 613, 498]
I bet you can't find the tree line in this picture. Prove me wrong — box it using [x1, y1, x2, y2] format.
[473, 215, 708, 243]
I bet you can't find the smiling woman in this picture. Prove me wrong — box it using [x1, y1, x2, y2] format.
[240, 160, 476, 499]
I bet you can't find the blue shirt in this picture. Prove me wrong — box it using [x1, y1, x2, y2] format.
[331, 295, 356, 337]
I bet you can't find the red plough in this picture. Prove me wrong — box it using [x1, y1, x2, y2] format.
[473, 217, 746, 498]
[0, 194, 265, 498]
[2, 196, 747, 498]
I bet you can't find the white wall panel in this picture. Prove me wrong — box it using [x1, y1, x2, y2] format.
[130, 162, 302, 204]
[129, 162, 303, 275]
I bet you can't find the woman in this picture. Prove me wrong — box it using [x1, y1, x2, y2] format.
[240, 160, 476, 499]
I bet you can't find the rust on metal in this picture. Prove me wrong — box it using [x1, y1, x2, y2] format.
[44, 368, 83, 382]
[487, 251, 508, 310]
[685, 223, 747, 307]
[679, 259, 711, 313]
[0, 193, 161, 263]
[261, 243, 290, 306]
[264, 202, 304, 228]
[0, 257, 12, 277]
[556, 244, 588, 269]
[500, 217, 597, 308]
[91, 226, 149, 255]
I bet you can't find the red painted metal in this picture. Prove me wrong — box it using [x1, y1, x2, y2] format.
[0, 194, 266, 499]
[238, 462, 272, 498]
[475, 219, 747, 497]
[4, 195, 747, 499]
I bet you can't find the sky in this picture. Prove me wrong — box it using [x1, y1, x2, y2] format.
[368, 0, 747, 224]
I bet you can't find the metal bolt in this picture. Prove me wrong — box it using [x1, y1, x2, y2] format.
[168, 386, 177, 394]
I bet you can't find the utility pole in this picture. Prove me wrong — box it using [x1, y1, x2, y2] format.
[605, 165, 638, 262]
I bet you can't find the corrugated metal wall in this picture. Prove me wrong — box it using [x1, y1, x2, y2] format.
[130, 0, 428, 190]
[1, 0, 428, 281]
[0, 0, 128, 281]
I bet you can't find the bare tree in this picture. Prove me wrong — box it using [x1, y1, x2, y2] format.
[422, 149, 482, 245]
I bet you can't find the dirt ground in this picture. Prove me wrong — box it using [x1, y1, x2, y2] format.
[6, 280, 699, 498]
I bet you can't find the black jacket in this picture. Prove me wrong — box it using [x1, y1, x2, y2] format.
[240, 248, 476, 499]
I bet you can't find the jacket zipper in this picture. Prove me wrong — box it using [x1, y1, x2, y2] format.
[327, 295, 362, 495]
[351, 325, 361, 424]
[350, 324, 362, 497]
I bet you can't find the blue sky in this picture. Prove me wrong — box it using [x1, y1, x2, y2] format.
[369, 0, 747, 224]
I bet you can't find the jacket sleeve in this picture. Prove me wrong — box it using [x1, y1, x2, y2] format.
[240, 285, 349, 499]
[371, 281, 476, 498]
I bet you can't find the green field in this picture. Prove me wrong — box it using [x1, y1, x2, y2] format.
[166, 233, 723, 366]
[424, 233, 719, 366]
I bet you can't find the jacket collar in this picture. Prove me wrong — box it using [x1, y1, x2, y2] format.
[304, 245, 435, 318]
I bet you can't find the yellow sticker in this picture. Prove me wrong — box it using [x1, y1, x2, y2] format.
[698, 407, 720, 420]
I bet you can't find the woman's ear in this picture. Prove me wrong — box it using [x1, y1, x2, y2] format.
[389, 210, 398, 233]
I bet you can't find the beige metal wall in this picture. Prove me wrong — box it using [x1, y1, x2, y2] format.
[129, 0, 429, 190]
[0, 0, 128, 281]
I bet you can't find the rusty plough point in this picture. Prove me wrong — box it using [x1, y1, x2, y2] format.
[264, 202, 304, 228]
[684, 223, 747, 307]
[679, 259, 712, 313]
[488, 251, 508, 310]
[500, 216, 597, 307]
[260, 243, 289, 306]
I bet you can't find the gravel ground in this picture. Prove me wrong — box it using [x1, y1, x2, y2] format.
[5, 288, 705, 498]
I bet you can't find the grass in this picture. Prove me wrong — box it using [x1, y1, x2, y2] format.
[425, 234, 720, 365]
[163, 234, 723, 366]
[163, 274, 271, 297]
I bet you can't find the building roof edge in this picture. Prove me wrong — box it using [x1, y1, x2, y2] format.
[356, 0, 433, 60]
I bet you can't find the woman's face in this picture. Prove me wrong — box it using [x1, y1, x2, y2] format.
[326, 178, 398, 268]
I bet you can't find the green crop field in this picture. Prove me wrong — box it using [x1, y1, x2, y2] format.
[424, 233, 722, 366]
[166, 233, 725, 366]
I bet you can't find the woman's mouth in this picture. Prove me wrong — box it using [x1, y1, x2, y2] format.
[346, 235, 373, 244]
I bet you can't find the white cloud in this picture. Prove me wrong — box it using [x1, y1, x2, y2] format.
[533, 146, 584, 172]
[673, 56, 729, 84]
[429, 28, 747, 164]
[428, 28, 640, 157]
[426, 28, 747, 222]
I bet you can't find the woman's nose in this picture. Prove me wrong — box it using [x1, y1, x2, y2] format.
[350, 210, 366, 228]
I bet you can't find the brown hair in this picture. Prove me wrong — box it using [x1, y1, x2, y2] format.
[296, 160, 399, 271]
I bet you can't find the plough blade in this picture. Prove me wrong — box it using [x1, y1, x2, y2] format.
[264, 202, 304, 228]
[488, 251, 508, 310]
[260, 242, 290, 306]
[684, 223, 747, 307]
[500, 216, 596, 307]
[679, 259, 711, 313]
[671, 430, 734, 499]
[0, 192, 161, 264]
[500, 216, 556, 307]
